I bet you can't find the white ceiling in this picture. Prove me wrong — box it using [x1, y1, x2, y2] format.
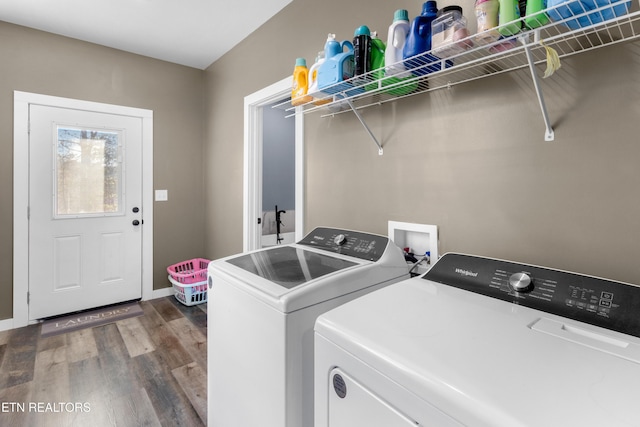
[0, 0, 293, 69]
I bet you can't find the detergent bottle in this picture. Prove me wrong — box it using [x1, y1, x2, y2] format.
[546, 0, 593, 29]
[523, 0, 549, 28]
[307, 51, 324, 94]
[365, 32, 385, 91]
[317, 34, 359, 96]
[291, 58, 312, 106]
[385, 9, 411, 78]
[307, 51, 331, 105]
[589, 0, 632, 22]
[365, 30, 418, 96]
[403, 1, 441, 76]
[498, 0, 521, 36]
[353, 25, 372, 80]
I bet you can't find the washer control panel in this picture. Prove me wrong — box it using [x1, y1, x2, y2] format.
[298, 227, 389, 262]
[424, 253, 640, 338]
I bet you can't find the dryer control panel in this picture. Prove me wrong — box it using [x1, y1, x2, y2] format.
[298, 227, 389, 262]
[424, 253, 640, 338]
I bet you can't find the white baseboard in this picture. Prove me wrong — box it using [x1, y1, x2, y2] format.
[0, 318, 14, 332]
[151, 286, 175, 299]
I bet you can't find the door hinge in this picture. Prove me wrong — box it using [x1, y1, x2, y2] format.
[27, 206, 30, 220]
[27, 291, 30, 305]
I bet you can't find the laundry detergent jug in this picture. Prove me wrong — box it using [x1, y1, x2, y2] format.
[403, 1, 442, 76]
[353, 25, 372, 80]
[365, 32, 385, 91]
[307, 51, 331, 105]
[386, 9, 412, 78]
[546, 0, 600, 29]
[317, 34, 363, 97]
[371, 31, 418, 96]
[291, 57, 312, 106]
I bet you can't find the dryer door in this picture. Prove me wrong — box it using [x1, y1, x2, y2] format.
[328, 368, 417, 426]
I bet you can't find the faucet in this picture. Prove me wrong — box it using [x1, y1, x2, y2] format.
[275, 205, 286, 244]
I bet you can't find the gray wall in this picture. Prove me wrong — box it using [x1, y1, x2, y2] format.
[204, 0, 640, 286]
[2, 0, 639, 322]
[0, 21, 205, 320]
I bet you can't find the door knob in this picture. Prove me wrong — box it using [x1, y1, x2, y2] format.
[132, 220, 140, 226]
[133, 207, 140, 213]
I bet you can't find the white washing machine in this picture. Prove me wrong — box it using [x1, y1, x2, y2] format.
[207, 227, 409, 427]
[315, 252, 640, 427]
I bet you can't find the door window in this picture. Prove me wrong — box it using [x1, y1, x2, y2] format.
[55, 126, 123, 218]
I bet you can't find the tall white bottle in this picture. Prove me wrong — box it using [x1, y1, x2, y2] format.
[385, 9, 411, 78]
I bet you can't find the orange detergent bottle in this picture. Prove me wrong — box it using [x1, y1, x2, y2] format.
[291, 58, 312, 106]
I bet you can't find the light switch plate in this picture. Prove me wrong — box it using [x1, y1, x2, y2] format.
[155, 189, 168, 202]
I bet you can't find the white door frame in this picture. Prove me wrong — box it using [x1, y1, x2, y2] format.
[243, 77, 304, 252]
[13, 91, 154, 329]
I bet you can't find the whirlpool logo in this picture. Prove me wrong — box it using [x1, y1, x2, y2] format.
[455, 268, 478, 277]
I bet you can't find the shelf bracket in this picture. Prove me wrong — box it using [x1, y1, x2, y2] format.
[521, 34, 555, 142]
[345, 98, 384, 155]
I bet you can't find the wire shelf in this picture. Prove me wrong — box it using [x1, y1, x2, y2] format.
[281, 0, 640, 117]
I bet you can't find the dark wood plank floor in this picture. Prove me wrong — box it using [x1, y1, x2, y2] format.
[0, 297, 207, 427]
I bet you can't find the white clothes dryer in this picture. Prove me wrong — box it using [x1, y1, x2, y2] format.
[315, 252, 640, 427]
[207, 227, 409, 427]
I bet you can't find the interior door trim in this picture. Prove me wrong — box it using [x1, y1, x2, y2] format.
[13, 91, 154, 328]
[243, 77, 304, 252]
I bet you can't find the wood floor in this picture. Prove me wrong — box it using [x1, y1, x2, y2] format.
[0, 297, 208, 427]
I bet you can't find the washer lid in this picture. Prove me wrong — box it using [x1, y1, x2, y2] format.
[226, 246, 357, 288]
[209, 227, 410, 313]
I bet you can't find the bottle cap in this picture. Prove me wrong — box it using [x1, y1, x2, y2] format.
[422, 0, 438, 13]
[295, 58, 307, 67]
[393, 9, 409, 22]
[354, 25, 371, 37]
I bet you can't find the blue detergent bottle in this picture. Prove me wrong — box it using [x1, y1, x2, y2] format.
[403, 1, 441, 76]
[546, 0, 601, 29]
[580, 0, 631, 22]
[317, 34, 362, 96]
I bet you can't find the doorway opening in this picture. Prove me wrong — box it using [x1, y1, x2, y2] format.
[261, 100, 296, 247]
[243, 77, 304, 252]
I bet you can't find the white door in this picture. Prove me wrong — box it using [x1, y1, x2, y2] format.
[28, 105, 143, 320]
